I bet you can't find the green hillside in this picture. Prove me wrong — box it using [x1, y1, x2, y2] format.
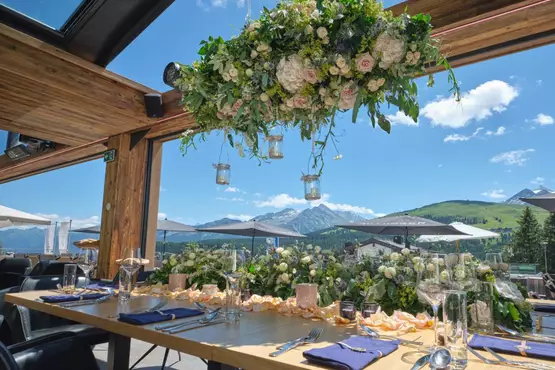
[398, 200, 549, 231]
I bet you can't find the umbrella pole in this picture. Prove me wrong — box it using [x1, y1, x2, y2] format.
[405, 228, 409, 248]
[456, 240, 459, 253]
[163, 230, 167, 256]
[251, 236, 255, 256]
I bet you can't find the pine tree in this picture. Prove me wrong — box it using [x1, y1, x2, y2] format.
[543, 213, 555, 273]
[511, 207, 543, 266]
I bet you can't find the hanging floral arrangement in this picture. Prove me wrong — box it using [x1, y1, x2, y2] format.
[176, 0, 460, 173]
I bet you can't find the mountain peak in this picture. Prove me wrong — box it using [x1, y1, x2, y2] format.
[505, 186, 553, 205]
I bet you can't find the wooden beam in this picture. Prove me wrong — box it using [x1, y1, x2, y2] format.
[144, 141, 163, 270]
[97, 134, 148, 279]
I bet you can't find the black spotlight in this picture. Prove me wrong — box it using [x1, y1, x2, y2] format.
[163, 62, 181, 88]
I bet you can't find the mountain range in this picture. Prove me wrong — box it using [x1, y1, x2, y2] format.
[504, 186, 552, 205]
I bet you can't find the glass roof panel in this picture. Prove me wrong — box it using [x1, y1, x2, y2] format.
[1, 0, 84, 30]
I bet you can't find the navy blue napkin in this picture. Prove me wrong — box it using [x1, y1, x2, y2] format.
[39, 293, 106, 303]
[118, 308, 203, 325]
[303, 336, 399, 370]
[469, 334, 555, 360]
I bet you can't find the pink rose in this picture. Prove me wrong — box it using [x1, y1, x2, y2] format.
[232, 99, 244, 112]
[293, 95, 309, 109]
[338, 83, 358, 110]
[356, 52, 375, 73]
[303, 68, 319, 84]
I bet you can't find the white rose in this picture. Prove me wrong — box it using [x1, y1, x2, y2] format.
[281, 273, 290, 283]
[440, 270, 450, 282]
[170, 257, 178, 266]
[378, 265, 386, 274]
[390, 252, 400, 262]
[278, 262, 288, 272]
[185, 260, 194, 267]
[336, 56, 346, 69]
[309, 263, 318, 270]
[414, 262, 425, 273]
[329, 66, 339, 75]
[276, 54, 305, 93]
[412, 257, 421, 264]
[427, 263, 436, 272]
[338, 83, 358, 110]
[367, 79, 379, 92]
[276, 247, 284, 254]
[301, 256, 312, 264]
[222, 73, 231, 82]
[260, 93, 269, 102]
[292, 268, 297, 274]
[374, 33, 405, 66]
[384, 267, 396, 279]
[355, 52, 375, 73]
[281, 250, 291, 258]
[401, 248, 410, 256]
[188, 253, 196, 260]
[315, 246, 321, 253]
[322, 36, 329, 45]
[340, 65, 351, 75]
[438, 258, 445, 267]
[476, 265, 491, 275]
[310, 269, 316, 277]
[250, 50, 258, 59]
[305, 25, 313, 35]
[306, 244, 313, 250]
[324, 95, 336, 106]
[319, 87, 327, 96]
[257, 43, 269, 52]
[245, 69, 253, 77]
[303, 68, 318, 84]
[455, 267, 466, 280]
[316, 27, 328, 39]
[228, 68, 238, 78]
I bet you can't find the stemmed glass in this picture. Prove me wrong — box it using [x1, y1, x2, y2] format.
[221, 249, 246, 322]
[416, 253, 446, 348]
[77, 248, 98, 283]
[120, 247, 142, 300]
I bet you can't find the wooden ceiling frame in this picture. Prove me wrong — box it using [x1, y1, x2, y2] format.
[1, 0, 555, 184]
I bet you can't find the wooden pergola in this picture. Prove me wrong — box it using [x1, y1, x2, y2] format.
[0, 0, 553, 278]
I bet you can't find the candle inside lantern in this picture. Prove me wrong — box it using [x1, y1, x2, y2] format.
[340, 300, 355, 321]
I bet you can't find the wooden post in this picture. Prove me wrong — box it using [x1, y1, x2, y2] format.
[144, 141, 163, 270]
[97, 133, 148, 279]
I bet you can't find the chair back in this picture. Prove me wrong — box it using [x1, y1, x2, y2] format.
[0, 340, 18, 370]
[27, 261, 84, 276]
[19, 275, 89, 292]
[0, 259, 31, 274]
[39, 254, 56, 261]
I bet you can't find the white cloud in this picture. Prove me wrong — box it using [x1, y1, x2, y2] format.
[254, 193, 375, 215]
[386, 111, 418, 126]
[444, 127, 483, 143]
[530, 113, 554, 125]
[34, 214, 100, 229]
[196, 0, 210, 11]
[216, 197, 245, 202]
[158, 212, 167, 219]
[236, 0, 245, 7]
[422, 80, 518, 128]
[537, 80, 543, 86]
[437, 164, 443, 168]
[372, 213, 387, 218]
[226, 214, 252, 221]
[485, 126, 506, 136]
[531, 176, 545, 185]
[481, 189, 507, 199]
[490, 149, 535, 166]
[211, 0, 226, 7]
[197, 0, 244, 9]
[225, 187, 240, 193]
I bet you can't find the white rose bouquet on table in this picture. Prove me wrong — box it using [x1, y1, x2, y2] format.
[175, 0, 460, 175]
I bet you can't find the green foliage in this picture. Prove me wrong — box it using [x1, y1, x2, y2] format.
[176, 0, 459, 174]
[510, 207, 543, 266]
[543, 213, 555, 273]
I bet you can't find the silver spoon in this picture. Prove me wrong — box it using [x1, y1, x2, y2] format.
[429, 348, 451, 370]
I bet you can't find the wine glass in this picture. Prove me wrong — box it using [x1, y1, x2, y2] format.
[77, 248, 98, 282]
[221, 249, 246, 321]
[119, 247, 142, 301]
[416, 253, 446, 348]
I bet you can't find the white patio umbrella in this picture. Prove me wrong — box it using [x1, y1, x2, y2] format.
[416, 221, 499, 251]
[0, 205, 51, 228]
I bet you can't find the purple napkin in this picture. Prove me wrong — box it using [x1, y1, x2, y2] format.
[303, 336, 399, 370]
[39, 293, 106, 303]
[469, 334, 555, 360]
[118, 308, 203, 325]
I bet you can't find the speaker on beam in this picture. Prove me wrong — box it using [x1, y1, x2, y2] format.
[144, 93, 163, 118]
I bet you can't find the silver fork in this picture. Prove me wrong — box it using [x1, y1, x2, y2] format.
[359, 325, 423, 346]
[468, 346, 501, 366]
[269, 328, 323, 357]
[337, 342, 366, 353]
[485, 347, 555, 370]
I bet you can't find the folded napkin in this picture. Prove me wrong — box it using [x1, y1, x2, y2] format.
[469, 334, 555, 360]
[39, 293, 106, 303]
[303, 336, 399, 370]
[533, 304, 555, 313]
[118, 308, 203, 325]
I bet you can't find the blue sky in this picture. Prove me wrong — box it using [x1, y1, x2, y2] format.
[0, 0, 554, 228]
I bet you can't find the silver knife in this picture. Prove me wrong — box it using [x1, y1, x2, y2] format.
[59, 293, 113, 307]
[410, 354, 431, 370]
[168, 319, 227, 334]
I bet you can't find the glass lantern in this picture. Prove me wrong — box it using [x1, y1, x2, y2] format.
[301, 174, 321, 200]
[215, 163, 231, 185]
[267, 135, 284, 159]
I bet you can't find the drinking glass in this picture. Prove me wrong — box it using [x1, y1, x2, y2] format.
[62, 264, 77, 293]
[118, 266, 132, 302]
[446, 253, 476, 290]
[221, 250, 245, 322]
[361, 302, 380, 318]
[485, 252, 509, 279]
[120, 247, 142, 300]
[443, 290, 468, 369]
[416, 253, 446, 347]
[339, 300, 356, 321]
[77, 248, 98, 282]
[469, 281, 494, 334]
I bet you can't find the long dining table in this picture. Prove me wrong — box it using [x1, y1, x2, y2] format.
[6, 291, 555, 370]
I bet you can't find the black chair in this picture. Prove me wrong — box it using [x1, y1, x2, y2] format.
[2, 275, 109, 346]
[0, 331, 99, 370]
[27, 261, 84, 276]
[0, 259, 32, 290]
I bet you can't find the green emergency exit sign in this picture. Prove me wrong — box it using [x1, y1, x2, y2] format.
[104, 149, 116, 163]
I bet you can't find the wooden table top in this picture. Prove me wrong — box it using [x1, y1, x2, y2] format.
[528, 298, 555, 307]
[7, 291, 555, 370]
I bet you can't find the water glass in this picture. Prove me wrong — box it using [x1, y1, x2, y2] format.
[443, 290, 468, 369]
[118, 267, 132, 302]
[62, 264, 77, 293]
[77, 248, 98, 280]
[469, 281, 494, 334]
[340, 300, 356, 321]
[361, 302, 380, 318]
[222, 250, 245, 322]
[295, 283, 318, 309]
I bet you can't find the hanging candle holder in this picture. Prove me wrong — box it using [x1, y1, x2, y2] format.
[214, 163, 231, 185]
[267, 135, 284, 159]
[301, 174, 321, 201]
